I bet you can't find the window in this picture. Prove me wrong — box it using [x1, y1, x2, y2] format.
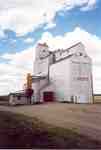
[67, 50, 69, 53]
[60, 51, 62, 56]
[76, 52, 83, 56]
[79, 52, 83, 56]
[43, 49, 46, 52]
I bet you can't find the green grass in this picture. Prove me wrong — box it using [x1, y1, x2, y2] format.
[0, 110, 100, 149]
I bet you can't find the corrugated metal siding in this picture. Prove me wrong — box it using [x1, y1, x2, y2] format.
[32, 77, 49, 102]
[50, 58, 71, 102]
[50, 54, 93, 103]
[71, 57, 92, 103]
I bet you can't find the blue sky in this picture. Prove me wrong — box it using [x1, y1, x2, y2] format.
[0, 0, 101, 54]
[0, 0, 101, 94]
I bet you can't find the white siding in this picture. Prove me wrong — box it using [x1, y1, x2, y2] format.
[70, 55, 93, 103]
[34, 57, 49, 76]
[50, 59, 71, 102]
[49, 54, 93, 103]
[32, 78, 49, 102]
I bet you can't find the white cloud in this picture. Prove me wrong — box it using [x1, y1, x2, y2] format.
[0, 46, 35, 95]
[0, 0, 98, 35]
[24, 37, 34, 44]
[0, 26, 101, 94]
[81, 0, 97, 11]
[44, 22, 56, 30]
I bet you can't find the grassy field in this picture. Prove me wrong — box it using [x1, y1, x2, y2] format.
[0, 111, 101, 149]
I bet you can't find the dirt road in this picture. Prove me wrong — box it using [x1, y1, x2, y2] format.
[0, 103, 101, 142]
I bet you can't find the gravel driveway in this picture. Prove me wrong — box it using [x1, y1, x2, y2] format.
[0, 103, 101, 142]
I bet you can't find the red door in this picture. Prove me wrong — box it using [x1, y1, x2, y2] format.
[43, 92, 54, 102]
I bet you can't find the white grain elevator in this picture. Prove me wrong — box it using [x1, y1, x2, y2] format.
[32, 42, 93, 103]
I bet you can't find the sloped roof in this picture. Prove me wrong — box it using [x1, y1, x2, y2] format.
[52, 54, 73, 65]
[52, 42, 83, 53]
[51, 42, 85, 65]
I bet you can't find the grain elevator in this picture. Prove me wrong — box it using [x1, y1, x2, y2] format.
[32, 42, 93, 103]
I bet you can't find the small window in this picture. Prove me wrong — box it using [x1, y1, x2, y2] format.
[60, 51, 62, 56]
[76, 52, 83, 56]
[43, 49, 46, 52]
[79, 52, 83, 56]
[67, 50, 69, 53]
[53, 54, 56, 63]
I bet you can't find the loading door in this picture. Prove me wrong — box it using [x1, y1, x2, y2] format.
[43, 91, 54, 102]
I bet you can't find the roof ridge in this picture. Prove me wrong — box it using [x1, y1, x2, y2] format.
[50, 42, 82, 53]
